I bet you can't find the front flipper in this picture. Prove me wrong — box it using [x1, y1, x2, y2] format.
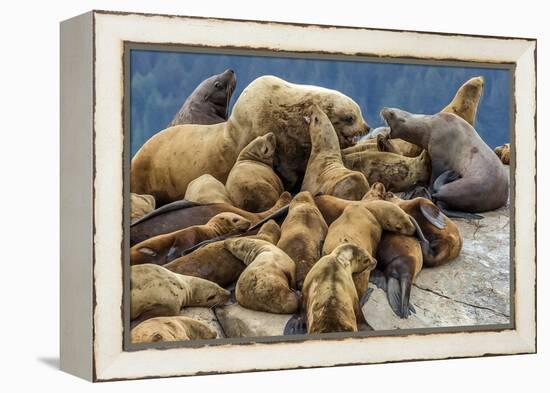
[401, 185, 432, 201]
[419, 201, 447, 229]
[436, 201, 484, 220]
[131, 199, 202, 226]
[386, 275, 415, 319]
[283, 314, 307, 336]
[432, 170, 461, 193]
[408, 215, 431, 252]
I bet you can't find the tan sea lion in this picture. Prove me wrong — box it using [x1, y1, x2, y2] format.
[301, 105, 369, 200]
[225, 133, 284, 212]
[277, 191, 328, 288]
[130, 192, 291, 245]
[131, 75, 370, 204]
[131, 316, 217, 344]
[163, 220, 281, 287]
[224, 238, 298, 314]
[341, 130, 423, 158]
[381, 107, 508, 215]
[441, 76, 484, 126]
[495, 143, 510, 165]
[184, 174, 233, 205]
[130, 212, 251, 265]
[168, 69, 237, 127]
[323, 200, 418, 301]
[130, 264, 230, 321]
[130, 193, 156, 223]
[342, 149, 430, 192]
[303, 244, 377, 333]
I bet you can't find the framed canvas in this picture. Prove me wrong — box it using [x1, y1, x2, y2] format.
[60, 10, 537, 382]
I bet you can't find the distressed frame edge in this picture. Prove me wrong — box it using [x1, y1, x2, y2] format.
[89, 11, 537, 381]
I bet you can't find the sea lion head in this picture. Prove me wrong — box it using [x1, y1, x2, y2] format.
[291, 191, 316, 205]
[380, 107, 432, 148]
[256, 220, 282, 244]
[208, 212, 251, 234]
[362, 182, 386, 201]
[196, 69, 237, 120]
[333, 243, 377, 274]
[363, 200, 416, 235]
[188, 278, 231, 307]
[463, 76, 484, 99]
[238, 132, 277, 165]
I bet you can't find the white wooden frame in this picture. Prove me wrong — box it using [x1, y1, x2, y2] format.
[60, 10, 536, 382]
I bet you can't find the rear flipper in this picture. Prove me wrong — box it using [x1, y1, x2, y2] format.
[283, 313, 307, 336]
[432, 170, 461, 193]
[369, 270, 387, 291]
[435, 201, 484, 220]
[387, 275, 416, 319]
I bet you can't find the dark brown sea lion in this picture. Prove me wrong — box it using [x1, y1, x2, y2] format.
[130, 192, 291, 245]
[131, 316, 217, 343]
[130, 264, 230, 322]
[301, 105, 369, 200]
[130, 212, 251, 265]
[342, 149, 430, 192]
[441, 76, 484, 126]
[131, 76, 370, 204]
[303, 244, 377, 333]
[168, 69, 237, 126]
[381, 108, 509, 216]
[495, 143, 510, 165]
[323, 200, 418, 302]
[163, 220, 281, 287]
[225, 237, 298, 314]
[225, 132, 284, 212]
[277, 192, 328, 288]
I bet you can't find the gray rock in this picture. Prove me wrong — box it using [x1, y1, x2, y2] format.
[180, 307, 226, 338]
[215, 303, 292, 338]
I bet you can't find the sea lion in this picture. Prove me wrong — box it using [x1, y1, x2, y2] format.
[303, 244, 377, 333]
[371, 232, 423, 319]
[441, 76, 484, 126]
[131, 316, 217, 344]
[224, 238, 298, 314]
[131, 75, 370, 203]
[168, 69, 237, 126]
[130, 193, 156, 223]
[277, 191, 328, 288]
[323, 200, 418, 301]
[301, 104, 369, 200]
[130, 264, 230, 321]
[130, 212, 251, 265]
[314, 194, 353, 226]
[225, 133, 284, 212]
[342, 129, 423, 158]
[342, 149, 430, 192]
[184, 174, 233, 205]
[130, 192, 291, 245]
[495, 143, 510, 165]
[163, 220, 281, 287]
[381, 107, 509, 215]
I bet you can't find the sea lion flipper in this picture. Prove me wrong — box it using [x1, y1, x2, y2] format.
[408, 215, 430, 251]
[359, 287, 374, 307]
[432, 170, 461, 193]
[420, 202, 447, 229]
[283, 314, 307, 336]
[369, 270, 387, 291]
[386, 275, 412, 319]
[247, 205, 290, 232]
[436, 201, 484, 220]
[401, 185, 432, 201]
[131, 199, 203, 226]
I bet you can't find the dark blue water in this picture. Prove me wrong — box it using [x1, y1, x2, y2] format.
[130, 50, 511, 157]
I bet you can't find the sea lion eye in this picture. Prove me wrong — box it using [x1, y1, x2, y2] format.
[214, 81, 222, 88]
[344, 115, 355, 124]
[207, 295, 216, 301]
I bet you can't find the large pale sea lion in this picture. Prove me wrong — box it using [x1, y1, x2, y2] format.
[131, 75, 370, 203]
[130, 264, 230, 321]
[131, 316, 217, 344]
[342, 149, 430, 192]
[301, 105, 369, 200]
[130, 212, 251, 265]
[225, 133, 284, 212]
[225, 238, 298, 314]
[130, 192, 291, 245]
[130, 193, 156, 223]
[495, 143, 510, 165]
[277, 191, 328, 288]
[323, 200, 418, 301]
[303, 244, 376, 334]
[168, 69, 237, 126]
[163, 220, 281, 287]
[184, 174, 233, 205]
[441, 76, 484, 126]
[381, 108, 508, 215]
